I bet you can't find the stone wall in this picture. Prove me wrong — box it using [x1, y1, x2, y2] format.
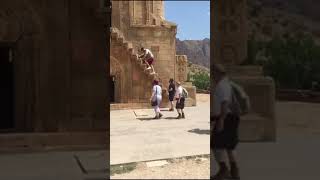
[0, 0, 107, 132]
[111, 0, 186, 104]
[110, 30, 153, 104]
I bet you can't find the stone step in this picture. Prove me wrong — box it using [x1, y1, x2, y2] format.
[127, 42, 133, 49]
[117, 37, 124, 44]
[123, 42, 129, 49]
[128, 48, 134, 55]
[111, 31, 118, 38]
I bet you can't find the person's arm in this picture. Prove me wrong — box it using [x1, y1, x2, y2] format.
[138, 52, 145, 59]
[216, 85, 231, 132]
[150, 86, 156, 101]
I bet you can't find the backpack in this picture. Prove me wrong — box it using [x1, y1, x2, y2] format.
[229, 81, 250, 116]
[182, 87, 188, 98]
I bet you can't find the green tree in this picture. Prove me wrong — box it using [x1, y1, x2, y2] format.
[190, 71, 210, 90]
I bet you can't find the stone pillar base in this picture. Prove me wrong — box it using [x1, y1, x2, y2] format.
[227, 65, 276, 142]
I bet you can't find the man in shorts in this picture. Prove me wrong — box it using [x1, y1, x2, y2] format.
[138, 47, 156, 75]
[175, 81, 185, 119]
[211, 64, 240, 180]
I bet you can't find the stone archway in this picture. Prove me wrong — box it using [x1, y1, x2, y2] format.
[0, 2, 43, 132]
[110, 56, 124, 103]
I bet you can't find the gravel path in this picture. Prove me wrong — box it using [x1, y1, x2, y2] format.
[111, 156, 210, 179]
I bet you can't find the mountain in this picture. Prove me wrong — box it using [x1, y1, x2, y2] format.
[176, 38, 210, 67]
[248, 0, 320, 43]
[176, 0, 320, 68]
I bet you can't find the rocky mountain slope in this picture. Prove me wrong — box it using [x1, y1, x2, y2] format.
[176, 38, 210, 68]
[248, 0, 320, 43]
[176, 0, 320, 70]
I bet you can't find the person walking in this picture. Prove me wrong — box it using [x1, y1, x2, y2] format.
[175, 81, 186, 119]
[168, 78, 176, 111]
[138, 47, 156, 75]
[211, 64, 240, 180]
[150, 80, 163, 119]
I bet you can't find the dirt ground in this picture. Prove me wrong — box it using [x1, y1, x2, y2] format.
[110, 156, 210, 179]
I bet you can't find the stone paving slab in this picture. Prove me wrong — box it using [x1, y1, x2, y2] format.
[0, 150, 107, 180]
[110, 97, 210, 165]
[74, 151, 108, 174]
[211, 133, 320, 180]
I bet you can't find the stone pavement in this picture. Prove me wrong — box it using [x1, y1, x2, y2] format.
[0, 150, 108, 180]
[211, 132, 320, 180]
[110, 94, 210, 165]
[212, 101, 320, 180]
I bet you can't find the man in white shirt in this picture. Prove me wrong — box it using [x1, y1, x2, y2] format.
[138, 47, 156, 75]
[211, 64, 240, 180]
[175, 81, 185, 119]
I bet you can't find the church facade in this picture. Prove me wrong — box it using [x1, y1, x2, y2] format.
[110, 0, 197, 108]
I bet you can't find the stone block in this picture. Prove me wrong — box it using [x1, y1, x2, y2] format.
[227, 66, 276, 142]
[239, 113, 270, 142]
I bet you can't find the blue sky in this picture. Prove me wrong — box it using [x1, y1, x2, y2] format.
[164, 1, 210, 40]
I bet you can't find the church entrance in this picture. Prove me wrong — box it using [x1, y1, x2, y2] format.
[0, 46, 14, 131]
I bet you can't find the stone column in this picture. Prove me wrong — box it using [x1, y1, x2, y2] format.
[213, 0, 276, 141]
[213, 0, 247, 65]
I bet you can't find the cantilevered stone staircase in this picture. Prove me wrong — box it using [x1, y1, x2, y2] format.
[110, 27, 159, 80]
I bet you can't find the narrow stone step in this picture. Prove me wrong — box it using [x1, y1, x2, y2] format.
[128, 48, 134, 55]
[111, 32, 118, 38]
[117, 37, 124, 44]
[127, 42, 133, 49]
[123, 42, 129, 49]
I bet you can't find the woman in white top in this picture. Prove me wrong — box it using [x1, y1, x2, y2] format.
[150, 80, 163, 119]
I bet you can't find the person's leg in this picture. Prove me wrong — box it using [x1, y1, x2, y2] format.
[146, 59, 151, 70]
[150, 65, 155, 74]
[157, 98, 163, 118]
[181, 98, 185, 118]
[153, 105, 159, 119]
[176, 109, 181, 119]
[170, 101, 174, 110]
[227, 150, 240, 179]
[213, 149, 229, 180]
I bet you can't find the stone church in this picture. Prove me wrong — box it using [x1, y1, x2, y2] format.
[110, 0, 196, 109]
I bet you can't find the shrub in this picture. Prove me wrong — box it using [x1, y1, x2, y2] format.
[190, 71, 210, 90]
[247, 34, 320, 90]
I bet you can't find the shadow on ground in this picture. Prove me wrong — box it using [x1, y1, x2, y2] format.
[137, 117, 181, 121]
[188, 129, 210, 135]
[137, 117, 157, 121]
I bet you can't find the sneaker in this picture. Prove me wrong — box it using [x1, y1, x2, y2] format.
[230, 162, 240, 179]
[212, 167, 229, 180]
[146, 67, 151, 70]
[176, 113, 181, 119]
[159, 113, 163, 118]
[169, 108, 174, 111]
